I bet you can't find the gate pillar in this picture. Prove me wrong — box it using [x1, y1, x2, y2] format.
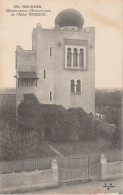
[100, 154, 107, 179]
[51, 159, 59, 186]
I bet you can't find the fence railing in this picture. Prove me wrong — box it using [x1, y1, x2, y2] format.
[104, 150, 122, 162]
[0, 156, 54, 174]
[56, 154, 89, 168]
[0, 150, 122, 174]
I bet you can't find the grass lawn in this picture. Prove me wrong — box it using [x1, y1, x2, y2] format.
[51, 137, 112, 156]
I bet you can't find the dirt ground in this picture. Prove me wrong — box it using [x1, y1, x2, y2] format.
[27, 178, 123, 194]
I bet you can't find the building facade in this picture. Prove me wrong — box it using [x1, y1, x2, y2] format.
[15, 9, 95, 114]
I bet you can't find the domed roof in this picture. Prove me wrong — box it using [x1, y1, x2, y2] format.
[55, 9, 84, 28]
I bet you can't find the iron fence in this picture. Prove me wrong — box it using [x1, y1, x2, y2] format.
[0, 150, 122, 174]
[104, 150, 122, 162]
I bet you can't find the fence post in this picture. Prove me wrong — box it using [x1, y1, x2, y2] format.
[51, 159, 59, 186]
[88, 154, 90, 178]
[100, 154, 107, 179]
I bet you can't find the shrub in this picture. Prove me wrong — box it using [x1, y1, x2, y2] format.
[93, 119, 115, 140]
[68, 107, 96, 140]
[1, 123, 40, 161]
[0, 101, 16, 126]
[17, 94, 96, 142]
[112, 122, 122, 148]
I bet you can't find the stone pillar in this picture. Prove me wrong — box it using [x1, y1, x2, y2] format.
[100, 154, 107, 179]
[51, 159, 59, 186]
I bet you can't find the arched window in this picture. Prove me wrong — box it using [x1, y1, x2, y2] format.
[76, 80, 81, 93]
[73, 48, 78, 66]
[67, 48, 72, 67]
[70, 80, 75, 93]
[79, 49, 84, 67]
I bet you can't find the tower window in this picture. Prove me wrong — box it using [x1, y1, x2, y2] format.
[70, 80, 75, 93]
[67, 48, 72, 67]
[65, 45, 86, 70]
[79, 49, 84, 67]
[44, 70, 46, 79]
[73, 48, 78, 67]
[50, 91, 52, 100]
[76, 80, 81, 93]
[50, 47, 52, 56]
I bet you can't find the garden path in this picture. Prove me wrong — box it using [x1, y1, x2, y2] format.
[47, 143, 64, 157]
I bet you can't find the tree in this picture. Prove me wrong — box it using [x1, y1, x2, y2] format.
[105, 107, 122, 125]
[95, 89, 122, 126]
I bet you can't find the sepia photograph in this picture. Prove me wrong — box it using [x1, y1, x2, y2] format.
[0, 0, 122, 194]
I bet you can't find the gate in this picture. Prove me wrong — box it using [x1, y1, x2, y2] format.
[88, 153, 100, 179]
[59, 153, 100, 183]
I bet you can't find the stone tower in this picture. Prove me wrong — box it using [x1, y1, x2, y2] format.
[15, 9, 95, 114]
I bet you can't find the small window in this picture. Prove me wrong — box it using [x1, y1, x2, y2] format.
[50, 47, 52, 56]
[50, 91, 52, 100]
[35, 80, 37, 87]
[76, 80, 81, 93]
[67, 48, 72, 67]
[79, 49, 84, 67]
[73, 48, 78, 67]
[26, 79, 28, 87]
[70, 80, 75, 93]
[44, 70, 46, 79]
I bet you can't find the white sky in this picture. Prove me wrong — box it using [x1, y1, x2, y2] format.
[0, 0, 122, 88]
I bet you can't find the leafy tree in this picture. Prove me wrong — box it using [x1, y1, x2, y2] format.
[95, 89, 122, 126]
[105, 107, 122, 125]
[95, 90, 122, 109]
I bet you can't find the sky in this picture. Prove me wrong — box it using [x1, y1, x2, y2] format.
[0, 0, 122, 89]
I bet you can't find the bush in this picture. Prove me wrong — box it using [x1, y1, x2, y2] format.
[68, 107, 96, 140]
[17, 94, 96, 142]
[0, 101, 16, 126]
[93, 119, 115, 140]
[1, 123, 40, 161]
[112, 122, 122, 148]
